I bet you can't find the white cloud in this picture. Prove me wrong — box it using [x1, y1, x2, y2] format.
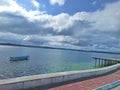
[31, 0, 40, 10]
[43, 13, 73, 32]
[0, 0, 11, 5]
[87, 1, 120, 32]
[92, 1, 97, 5]
[0, 0, 120, 50]
[0, 0, 27, 16]
[0, 32, 25, 44]
[72, 12, 88, 21]
[49, 0, 66, 6]
[23, 36, 30, 41]
[22, 34, 78, 48]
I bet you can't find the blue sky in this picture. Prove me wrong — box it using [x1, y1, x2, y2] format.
[44, 0, 119, 15]
[0, 0, 120, 51]
[16, 0, 119, 15]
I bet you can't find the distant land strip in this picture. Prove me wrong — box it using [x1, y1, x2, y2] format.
[0, 43, 120, 55]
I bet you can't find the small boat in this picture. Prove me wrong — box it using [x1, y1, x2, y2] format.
[10, 56, 30, 61]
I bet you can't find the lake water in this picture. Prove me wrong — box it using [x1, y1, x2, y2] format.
[0, 45, 119, 79]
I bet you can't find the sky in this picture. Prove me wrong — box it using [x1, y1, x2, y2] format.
[0, 0, 120, 51]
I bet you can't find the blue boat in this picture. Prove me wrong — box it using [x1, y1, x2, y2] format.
[10, 56, 30, 61]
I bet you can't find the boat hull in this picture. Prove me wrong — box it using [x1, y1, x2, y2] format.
[10, 56, 29, 61]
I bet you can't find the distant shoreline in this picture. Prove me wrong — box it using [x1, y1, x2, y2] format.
[0, 43, 120, 55]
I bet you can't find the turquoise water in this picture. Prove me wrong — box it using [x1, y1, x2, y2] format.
[0, 46, 119, 79]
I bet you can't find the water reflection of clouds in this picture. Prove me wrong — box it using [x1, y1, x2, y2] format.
[0, 46, 19, 50]
[0, 46, 7, 51]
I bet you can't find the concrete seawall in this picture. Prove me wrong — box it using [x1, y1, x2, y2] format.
[0, 64, 120, 90]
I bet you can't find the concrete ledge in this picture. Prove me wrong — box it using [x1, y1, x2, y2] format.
[92, 80, 120, 90]
[0, 64, 119, 90]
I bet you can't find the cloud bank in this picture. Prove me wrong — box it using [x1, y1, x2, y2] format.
[0, 0, 120, 50]
[49, 0, 66, 6]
